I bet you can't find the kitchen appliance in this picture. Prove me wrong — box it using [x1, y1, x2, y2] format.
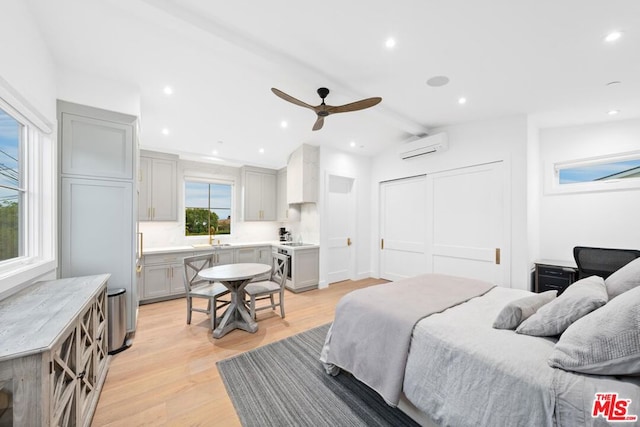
[277, 247, 293, 280]
[279, 227, 287, 242]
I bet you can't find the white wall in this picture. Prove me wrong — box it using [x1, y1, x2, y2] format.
[57, 67, 141, 117]
[0, 0, 58, 297]
[319, 146, 373, 287]
[0, 1, 57, 121]
[538, 118, 640, 261]
[370, 115, 531, 289]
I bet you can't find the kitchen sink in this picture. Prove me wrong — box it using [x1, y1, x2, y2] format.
[192, 243, 232, 248]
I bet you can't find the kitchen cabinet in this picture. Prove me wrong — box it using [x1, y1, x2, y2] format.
[276, 168, 300, 222]
[287, 144, 319, 204]
[0, 275, 109, 427]
[140, 248, 234, 303]
[58, 100, 138, 333]
[243, 166, 277, 221]
[141, 251, 192, 302]
[234, 246, 272, 264]
[282, 246, 319, 293]
[138, 151, 178, 221]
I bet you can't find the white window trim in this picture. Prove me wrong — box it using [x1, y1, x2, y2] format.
[0, 81, 56, 299]
[545, 150, 640, 195]
[183, 175, 235, 240]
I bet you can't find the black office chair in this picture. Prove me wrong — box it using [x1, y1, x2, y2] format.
[573, 246, 640, 280]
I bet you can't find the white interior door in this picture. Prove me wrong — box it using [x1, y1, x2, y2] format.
[379, 175, 427, 281]
[427, 161, 509, 285]
[326, 175, 355, 284]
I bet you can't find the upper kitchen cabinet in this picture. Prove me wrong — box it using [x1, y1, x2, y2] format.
[277, 168, 300, 222]
[287, 144, 319, 204]
[242, 166, 277, 221]
[60, 106, 134, 180]
[139, 150, 178, 221]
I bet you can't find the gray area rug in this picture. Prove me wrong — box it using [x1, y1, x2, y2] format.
[217, 323, 419, 427]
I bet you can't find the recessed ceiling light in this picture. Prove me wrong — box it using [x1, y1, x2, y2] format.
[163, 86, 173, 95]
[426, 76, 450, 87]
[350, 141, 356, 147]
[161, 128, 170, 135]
[385, 37, 396, 49]
[259, 148, 265, 154]
[608, 109, 620, 116]
[212, 149, 218, 155]
[604, 31, 623, 42]
[458, 97, 467, 105]
[281, 120, 288, 128]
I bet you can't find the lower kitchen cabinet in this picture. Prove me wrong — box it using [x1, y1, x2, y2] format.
[140, 251, 193, 302]
[140, 248, 235, 303]
[0, 275, 110, 427]
[286, 247, 319, 293]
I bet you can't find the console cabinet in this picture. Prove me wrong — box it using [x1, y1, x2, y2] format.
[0, 275, 110, 427]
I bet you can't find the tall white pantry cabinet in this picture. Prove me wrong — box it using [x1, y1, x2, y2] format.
[58, 100, 139, 332]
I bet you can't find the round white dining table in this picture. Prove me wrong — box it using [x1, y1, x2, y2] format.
[198, 262, 272, 338]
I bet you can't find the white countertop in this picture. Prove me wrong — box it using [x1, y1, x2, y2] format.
[143, 241, 319, 255]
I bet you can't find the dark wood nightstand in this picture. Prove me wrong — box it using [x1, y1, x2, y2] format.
[534, 260, 577, 295]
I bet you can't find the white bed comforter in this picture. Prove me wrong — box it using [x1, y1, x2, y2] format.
[404, 286, 640, 427]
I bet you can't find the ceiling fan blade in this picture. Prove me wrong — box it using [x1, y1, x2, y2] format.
[312, 116, 324, 131]
[271, 87, 314, 110]
[327, 97, 382, 114]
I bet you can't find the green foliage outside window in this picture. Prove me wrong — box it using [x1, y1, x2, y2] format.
[0, 200, 18, 261]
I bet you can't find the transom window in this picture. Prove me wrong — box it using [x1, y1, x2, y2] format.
[0, 108, 23, 262]
[184, 181, 232, 236]
[549, 151, 640, 194]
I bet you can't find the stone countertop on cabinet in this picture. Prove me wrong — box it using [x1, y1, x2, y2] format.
[143, 241, 319, 256]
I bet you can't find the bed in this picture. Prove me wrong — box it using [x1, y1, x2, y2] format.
[320, 251, 640, 427]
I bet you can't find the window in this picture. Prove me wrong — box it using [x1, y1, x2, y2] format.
[0, 108, 23, 262]
[185, 181, 232, 236]
[0, 83, 54, 297]
[549, 151, 640, 194]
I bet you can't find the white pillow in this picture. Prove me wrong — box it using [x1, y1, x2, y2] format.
[549, 285, 640, 375]
[492, 290, 557, 330]
[516, 276, 607, 337]
[605, 257, 640, 299]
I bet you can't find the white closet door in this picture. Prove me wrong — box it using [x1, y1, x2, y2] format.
[426, 161, 509, 285]
[379, 175, 427, 281]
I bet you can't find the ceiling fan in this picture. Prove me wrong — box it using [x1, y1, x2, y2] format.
[271, 87, 382, 131]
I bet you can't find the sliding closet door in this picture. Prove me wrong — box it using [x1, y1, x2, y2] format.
[379, 175, 427, 281]
[426, 161, 509, 285]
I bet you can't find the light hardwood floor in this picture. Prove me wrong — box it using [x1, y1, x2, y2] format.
[92, 278, 386, 426]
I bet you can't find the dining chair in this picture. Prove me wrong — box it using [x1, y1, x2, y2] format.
[244, 252, 288, 320]
[183, 253, 231, 331]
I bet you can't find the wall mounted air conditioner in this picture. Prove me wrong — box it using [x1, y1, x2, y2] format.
[398, 132, 448, 160]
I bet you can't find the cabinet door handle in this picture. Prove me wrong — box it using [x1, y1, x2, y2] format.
[152, 207, 155, 219]
[381, 238, 384, 250]
[147, 207, 151, 219]
[347, 237, 352, 246]
[495, 248, 501, 265]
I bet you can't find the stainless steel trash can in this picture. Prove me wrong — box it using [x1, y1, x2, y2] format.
[107, 288, 127, 354]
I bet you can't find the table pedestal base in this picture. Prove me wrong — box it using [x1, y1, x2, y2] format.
[213, 278, 257, 338]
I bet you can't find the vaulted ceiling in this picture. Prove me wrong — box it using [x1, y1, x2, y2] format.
[26, 0, 640, 168]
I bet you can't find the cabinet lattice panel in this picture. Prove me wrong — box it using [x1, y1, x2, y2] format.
[50, 328, 77, 427]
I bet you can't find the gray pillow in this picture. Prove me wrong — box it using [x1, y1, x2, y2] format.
[516, 276, 607, 337]
[605, 257, 640, 299]
[549, 285, 640, 375]
[493, 290, 557, 330]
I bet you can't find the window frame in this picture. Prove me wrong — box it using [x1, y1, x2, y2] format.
[546, 150, 640, 195]
[0, 85, 55, 298]
[183, 177, 234, 238]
